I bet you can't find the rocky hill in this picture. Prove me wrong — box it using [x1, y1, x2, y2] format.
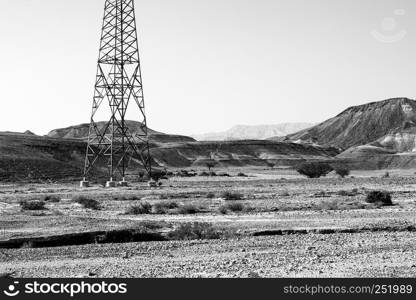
[47, 121, 196, 144]
[192, 123, 313, 141]
[274, 98, 416, 150]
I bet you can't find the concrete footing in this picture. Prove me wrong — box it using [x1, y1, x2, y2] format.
[80, 181, 90, 188]
[106, 181, 117, 188]
[118, 181, 128, 187]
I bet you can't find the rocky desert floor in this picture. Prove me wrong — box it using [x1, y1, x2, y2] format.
[0, 168, 415, 278]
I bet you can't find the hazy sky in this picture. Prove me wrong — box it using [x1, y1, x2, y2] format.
[1, 0, 416, 136]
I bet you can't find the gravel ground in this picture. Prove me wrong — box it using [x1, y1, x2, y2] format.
[1, 232, 415, 278]
[1, 169, 416, 278]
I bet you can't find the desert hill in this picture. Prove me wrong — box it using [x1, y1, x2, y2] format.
[0, 132, 339, 182]
[47, 121, 196, 144]
[192, 123, 313, 141]
[274, 98, 416, 150]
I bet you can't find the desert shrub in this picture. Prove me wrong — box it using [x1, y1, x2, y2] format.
[150, 170, 166, 182]
[218, 173, 231, 177]
[206, 192, 216, 199]
[159, 194, 169, 200]
[335, 167, 350, 178]
[218, 205, 228, 214]
[20, 200, 46, 211]
[42, 195, 61, 203]
[126, 202, 152, 215]
[221, 202, 244, 213]
[177, 170, 197, 177]
[115, 194, 141, 201]
[266, 161, 276, 169]
[221, 191, 244, 201]
[178, 204, 200, 215]
[153, 201, 179, 214]
[73, 196, 101, 210]
[237, 172, 248, 177]
[296, 162, 333, 178]
[366, 191, 393, 206]
[168, 222, 221, 240]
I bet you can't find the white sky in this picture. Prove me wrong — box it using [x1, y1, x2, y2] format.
[0, 0, 416, 136]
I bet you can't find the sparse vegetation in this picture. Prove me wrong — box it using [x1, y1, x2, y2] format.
[296, 162, 333, 178]
[316, 199, 366, 211]
[204, 160, 218, 172]
[126, 202, 152, 215]
[206, 192, 216, 199]
[219, 205, 228, 214]
[220, 202, 245, 213]
[20, 200, 46, 211]
[218, 173, 231, 177]
[221, 191, 244, 201]
[335, 167, 350, 178]
[167, 222, 222, 240]
[266, 161, 276, 169]
[336, 190, 358, 197]
[176, 170, 197, 177]
[41, 195, 61, 203]
[153, 201, 179, 214]
[366, 191, 393, 206]
[73, 196, 101, 210]
[178, 204, 200, 215]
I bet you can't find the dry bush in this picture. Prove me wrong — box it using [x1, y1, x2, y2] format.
[168, 223, 222, 240]
[114, 195, 141, 201]
[153, 201, 179, 214]
[126, 202, 152, 215]
[20, 200, 46, 211]
[178, 204, 200, 215]
[366, 191, 393, 206]
[222, 202, 244, 212]
[42, 195, 61, 203]
[219, 205, 228, 215]
[335, 167, 350, 178]
[206, 192, 216, 199]
[296, 162, 333, 178]
[73, 196, 101, 210]
[221, 191, 244, 201]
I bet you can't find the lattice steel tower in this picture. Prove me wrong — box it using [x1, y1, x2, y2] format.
[81, 0, 152, 187]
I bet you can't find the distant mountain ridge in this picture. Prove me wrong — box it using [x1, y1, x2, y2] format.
[192, 123, 314, 141]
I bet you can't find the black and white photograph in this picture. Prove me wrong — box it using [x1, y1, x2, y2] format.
[0, 0, 415, 297]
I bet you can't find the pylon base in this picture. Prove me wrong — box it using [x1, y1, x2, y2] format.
[106, 181, 117, 188]
[80, 181, 90, 188]
[118, 181, 128, 187]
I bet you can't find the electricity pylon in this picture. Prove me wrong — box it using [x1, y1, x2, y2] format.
[81, 0, 152, 187]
